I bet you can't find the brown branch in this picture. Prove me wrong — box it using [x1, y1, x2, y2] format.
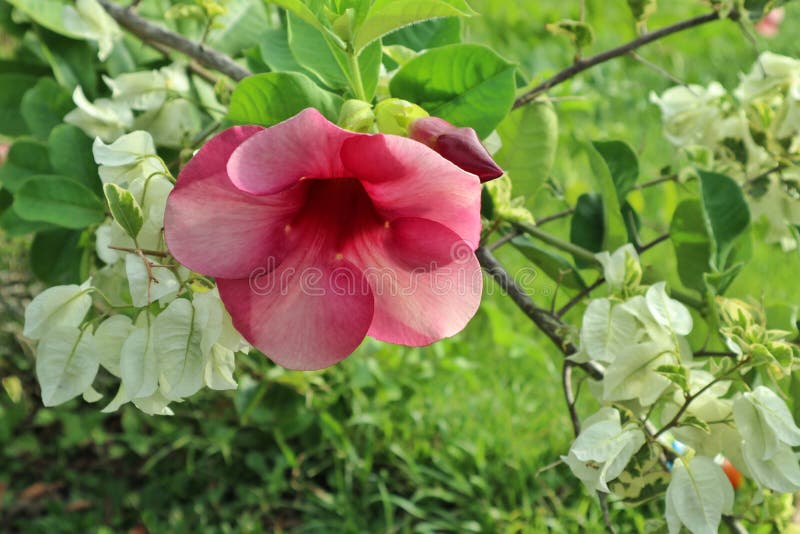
[98, 0, 252, 81]
[634, 174, 678, 190]
[636, 233, 670, 254]
[693, 350, 738, 358]
[476, 246, 603, 379]
[536, 207, 575, 226]
[562, 361, 581, 437]
[557, 277, 605, 318]
[514, 10, 737, 108]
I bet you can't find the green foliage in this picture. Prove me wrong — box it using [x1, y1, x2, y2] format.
[389, 44, 516, 137]
[20, 78, 73, 140]
[227, 72, 343, 126]
[494, 101, 558, 201]
[13, 176, 105, 229]
[592, 139, 639, 201]
[510, 235, 586, 290]
[353, 0, 474, 52]
[0, 73, 39, 136]
[103, 183, 144, 241]
[586, 141, 628, 251]
[570, 193, 604, 266]
[382, 17, 462, 50]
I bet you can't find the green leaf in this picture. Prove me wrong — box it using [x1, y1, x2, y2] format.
[23, 31, 97, 97]
[703, 262, 744, 296]
[0, 73, 39, 136]
[206, 0, 270, 56]
[586, 141, 628, 251]
[510, 235, 586, 290]
[20, 77, 73, 139]
[48, 124, 102, 196]
[495, 101, 558, 201]
[0, 139, 53, 193]
[670, 200, 712, 293]
[104, 183, 144, 240]
[389, 44, 516, 138]
[0, 207, 59, 236]
[680, 415, 711, 433]
[591, 140, 639, 201]
[259, 27, 315, 76]
[269, 0, 326, 32]
[697, 170, 750, 268]
[288, 13, 382, 99]
[383, 17, 462, 51]
[227, 72, 343, 126]
[6, 0, 84, 38]
[14, 175, 106, 229]
[31, 229, 83, 285]
[545, 19, 595, 49]
[353, 0, 474, 52]
[627, 0, 657, 21]
[655, 364, 689, 392]
[570, 193, 604, 268]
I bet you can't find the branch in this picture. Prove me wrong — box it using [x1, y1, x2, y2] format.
[98, 0, 252, 81]
[514, 10, 736, 108]
[514, 222, 600, 267]
[562, 362, 581, 437]
[636, 233, 670, 254]
[476, 246, 603, 379]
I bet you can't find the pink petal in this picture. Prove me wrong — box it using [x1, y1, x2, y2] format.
[164, 126, 307, 279]
[341, 135, 482, 249]
[217, 256, 374, 370]
[345, 217, 482, 346]
[227, 108, 357, 195]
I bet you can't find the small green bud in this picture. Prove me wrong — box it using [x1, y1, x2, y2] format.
[374, 98, 428, 136]
[338, 99, 375, 133]
[331, 8, 356, 44]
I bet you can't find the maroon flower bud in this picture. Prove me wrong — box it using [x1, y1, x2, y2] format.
[408, 117, 503, 182]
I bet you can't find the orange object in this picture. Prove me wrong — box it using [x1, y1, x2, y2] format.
[721, 458, 743, 489]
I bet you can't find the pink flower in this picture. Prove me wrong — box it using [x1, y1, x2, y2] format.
[409, 117, 504, 182]
[164, 109, 483, 370]
[755, 8, 785, 37]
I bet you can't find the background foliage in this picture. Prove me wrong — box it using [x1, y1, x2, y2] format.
[1, 0, 800, 532]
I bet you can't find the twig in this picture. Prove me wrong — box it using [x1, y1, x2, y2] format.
[723, 514, 748, 534]
[598, 492, 616, 534]
[634, 174, 678, 190]
[515, 10, 736, 108]
[628, 52, 688, 88]
[487, 230, 520, 251]
[693, 350, 738, 358]
[108, 245, 170, 257]
[636, 233, 670, 254]
[475, 246, 603, 379]
[514, 222, 600, 267]
[536, 207, 575, 226]
[562, 361, 581, 437]
[653, 359, 748, 439]
[557, 277, 605, 318]
[98, 0, 252, 81]
[140, 39, 223, 87]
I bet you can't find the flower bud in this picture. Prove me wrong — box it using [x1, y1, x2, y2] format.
[408, 116, 503, 182]
[338, 99, 375, 133]
[374, 98, 429, 136]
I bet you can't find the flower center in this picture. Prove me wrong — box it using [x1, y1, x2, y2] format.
[286, 177, 384, 262]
